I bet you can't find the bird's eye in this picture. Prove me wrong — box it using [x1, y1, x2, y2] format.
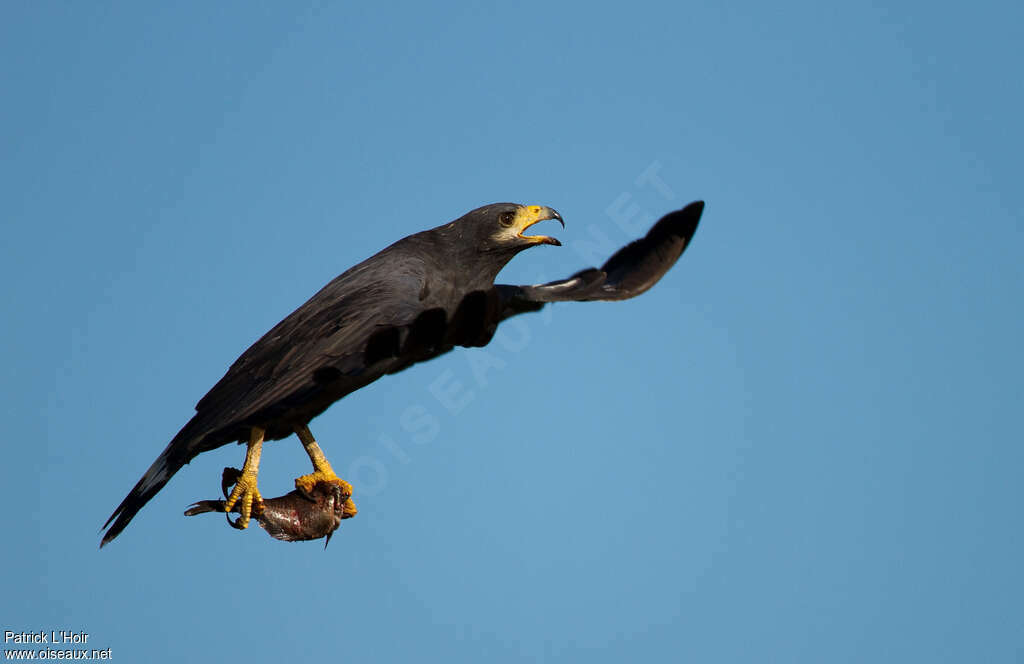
[499, 211, 516, 227]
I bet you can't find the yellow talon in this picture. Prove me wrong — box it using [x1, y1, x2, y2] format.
[293, 424, 356, 516]
[223, 426, 265, 529]
[295, 469, 352, 496]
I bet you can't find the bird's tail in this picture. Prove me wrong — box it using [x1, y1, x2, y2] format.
[100, 416, 211, 547]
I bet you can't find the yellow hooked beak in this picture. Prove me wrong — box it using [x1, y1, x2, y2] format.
[513, 205, 564, 246]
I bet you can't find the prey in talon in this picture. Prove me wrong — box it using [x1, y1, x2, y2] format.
[185, 467, 356, 545]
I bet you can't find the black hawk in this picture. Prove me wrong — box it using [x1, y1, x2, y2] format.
[101, 201, 704, 546]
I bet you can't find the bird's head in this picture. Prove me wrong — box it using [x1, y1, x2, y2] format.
[430, 203, 564, 287]
[457, 202, 564, 253]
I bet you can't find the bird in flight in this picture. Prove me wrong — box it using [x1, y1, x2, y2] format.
[101, 201, 704, 546]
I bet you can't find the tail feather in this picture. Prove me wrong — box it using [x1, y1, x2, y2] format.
[100, 416, 212, 547]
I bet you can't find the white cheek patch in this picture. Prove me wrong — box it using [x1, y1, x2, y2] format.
[496, 226, 523, 242]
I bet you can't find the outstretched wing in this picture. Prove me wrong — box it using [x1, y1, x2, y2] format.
[495, 201, 704, 317]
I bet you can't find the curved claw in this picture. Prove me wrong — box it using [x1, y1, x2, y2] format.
[221, 467, 242, 499]
[341, 497, 358, 519]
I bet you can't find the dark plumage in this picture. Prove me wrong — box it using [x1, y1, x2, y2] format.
[101, 201, 704, 546]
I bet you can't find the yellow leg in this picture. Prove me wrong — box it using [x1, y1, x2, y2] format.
[223, 426, 265, 529]
[294, 424, 357, 518]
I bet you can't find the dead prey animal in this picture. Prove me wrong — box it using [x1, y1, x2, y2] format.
[185, 467, 356, 546]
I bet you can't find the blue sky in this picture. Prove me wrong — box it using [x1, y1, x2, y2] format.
[2, 2, 1022, 662]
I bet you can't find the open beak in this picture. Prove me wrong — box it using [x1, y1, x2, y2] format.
[515, 205, 564, 246]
